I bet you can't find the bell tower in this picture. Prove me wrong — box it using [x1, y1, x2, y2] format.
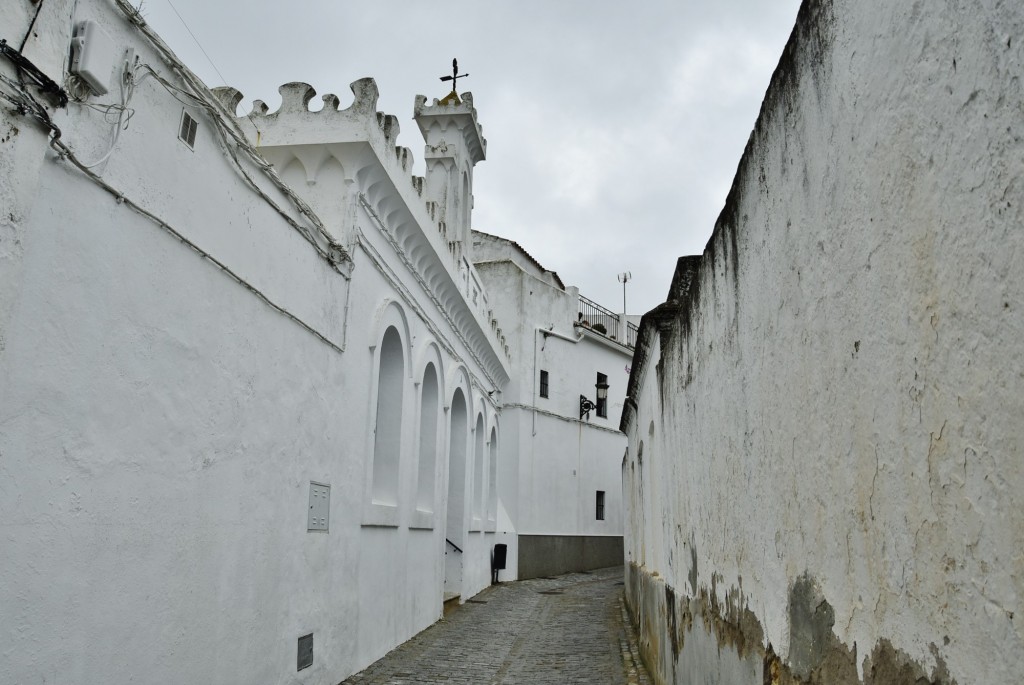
[414, 61, 487, 262]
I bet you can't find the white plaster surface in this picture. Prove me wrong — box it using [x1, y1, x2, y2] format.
[1, 1, 507, 682]
[474, 250, 629, 578]
[623, 1, 1023, 683]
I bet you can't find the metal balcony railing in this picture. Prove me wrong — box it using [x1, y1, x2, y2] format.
[626, 320, 639, 348]
[577, 295, 636, 348]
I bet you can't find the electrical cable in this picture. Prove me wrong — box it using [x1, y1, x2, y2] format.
[18, 0, 46, 51]
[49, 129, 347, 354]
[154, 0, 265, 144]
[0, 38, 68, 107]
[70, 56, 138, 168]
[133, 58, 331, 258]
[161, 0, 228, 88]
[0, 71, 57, 131]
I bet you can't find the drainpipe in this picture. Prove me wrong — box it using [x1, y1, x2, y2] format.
[533, 328, 539, 437]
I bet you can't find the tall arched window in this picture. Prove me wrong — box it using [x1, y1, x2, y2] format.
[416, 363, 439, 512]
[371, 327, 404, 505]
[446, 389, 468, 545]
[473, 413, 485, 522]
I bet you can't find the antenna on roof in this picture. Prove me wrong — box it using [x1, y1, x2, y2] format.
[618, 272, 632, 315]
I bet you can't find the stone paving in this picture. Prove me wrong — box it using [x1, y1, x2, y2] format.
[341, 566, 652, 685]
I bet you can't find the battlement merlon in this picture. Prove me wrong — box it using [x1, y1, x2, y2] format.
[212, 79, 404, 151]
[413, 92, 487, 166]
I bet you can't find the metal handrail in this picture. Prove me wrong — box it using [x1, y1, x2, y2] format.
[445, 538, 463, 554]
[578, 294, 618, 338]
[578, 294, 617, 320]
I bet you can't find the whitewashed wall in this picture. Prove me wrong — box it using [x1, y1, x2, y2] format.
[475, 252, 628, 579]
[0, 0, 506, 682]
[622, 1, 1023, 684]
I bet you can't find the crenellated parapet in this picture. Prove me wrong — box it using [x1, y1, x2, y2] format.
[394, 146, 413, 174]
[212, 79, 439, 248]
[211, 79, 400, 150]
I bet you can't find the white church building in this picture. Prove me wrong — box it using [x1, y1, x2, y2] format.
[0, 0, 633, 682]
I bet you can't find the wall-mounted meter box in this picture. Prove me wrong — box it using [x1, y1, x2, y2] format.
[70, 20, 117, 96]
[308, 482, 330, 531]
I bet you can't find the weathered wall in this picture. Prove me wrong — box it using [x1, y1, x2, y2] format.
[622, 1, 1023, 683]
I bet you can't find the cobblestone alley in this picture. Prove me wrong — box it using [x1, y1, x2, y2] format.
[341, 566, 651, 685]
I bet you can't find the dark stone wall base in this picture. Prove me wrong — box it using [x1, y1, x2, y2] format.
[517, 535, 623, 579]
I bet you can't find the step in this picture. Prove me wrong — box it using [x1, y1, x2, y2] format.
[442, 592, 461, 617]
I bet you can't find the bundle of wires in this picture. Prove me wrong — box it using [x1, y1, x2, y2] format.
[65, 53, 138, 169]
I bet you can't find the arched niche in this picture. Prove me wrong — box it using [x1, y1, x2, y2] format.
[446, 386, 469, 547]
[371, 326, 404, 506]
[362, 300, 411, 527]
[411, 341, 444, 529]
[471, 412, 485, 529]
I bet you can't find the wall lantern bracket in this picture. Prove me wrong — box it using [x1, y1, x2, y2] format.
[581, 378, 610, 420]
[580, 394, 596, 420]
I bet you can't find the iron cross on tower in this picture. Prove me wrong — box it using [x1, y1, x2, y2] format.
[439, 58, 469, 94]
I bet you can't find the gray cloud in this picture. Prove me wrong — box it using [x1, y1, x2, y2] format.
[142, 0, 801, 313]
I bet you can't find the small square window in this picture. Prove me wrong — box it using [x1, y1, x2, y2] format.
[540, 370, 549, 398]
[179, 110, 198, 149]
[596, 491, 605, 520]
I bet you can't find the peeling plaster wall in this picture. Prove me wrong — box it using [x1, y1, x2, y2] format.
[622, 1, 1023, 683]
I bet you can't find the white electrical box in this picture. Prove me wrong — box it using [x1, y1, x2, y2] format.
[308, 482, 330, 532]
[70, 20, 117, 96]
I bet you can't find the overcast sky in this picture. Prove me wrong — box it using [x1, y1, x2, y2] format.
[141, 0, 802, 315]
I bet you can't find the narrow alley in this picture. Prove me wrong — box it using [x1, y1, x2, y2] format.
[341, 567, 651, 685]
